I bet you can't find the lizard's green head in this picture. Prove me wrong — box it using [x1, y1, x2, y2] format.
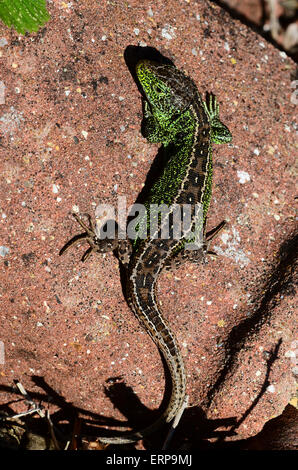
[136, 60, 197, 119]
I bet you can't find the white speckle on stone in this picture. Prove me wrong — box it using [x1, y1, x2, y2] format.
[81, 130, 88, 139]
[266, 384, 275, 393]
[139, 40, 147, 48]
[284, 124, 291, 132]
[120, 125, 125, 132]
[133, 28, 140, 36]
[224, 42, 230, 52]
[279, 51, 287, 59]
[214, 226, 250, 267]
[0, 37, 8, 47]
[72, 205, 79, 213]
[256, 370, 262, 377]
[274, 214, 280, 221]
[147, 7, 154, 18]
[2, 212, 6, 218]
[56, 197, 62, 202]
[119, 96, 125, 101]
[253, 148, 260, 156]
[15, 87, 20, 94]
[161, 24, 176, 40]
[52, 184, 59, 194]
[192, 48, 197, 56]
[252, 192, 259, 198]
[113, 184, 118, 192]
[196, 14, 200, 20]
[0, 106, 24, 136]
[36, 322, 43, 327]
[233, 304, 238, 310]
[237, 170, 251, 184]
[259, 41, 265, 48]
[220, 232, 230, 244]
[0, 246, 9, 257]
[67, 29, 73, 41]
[148, 7, 154, 17]
[101, 35, 107, 41]
[206, 300, 212, 305]
[65, 90, 71, 96]
[0, 81, 6, 104]
[285, 350, 296, 358]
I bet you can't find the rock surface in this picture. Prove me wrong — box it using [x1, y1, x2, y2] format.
[0, 0, 296, 448]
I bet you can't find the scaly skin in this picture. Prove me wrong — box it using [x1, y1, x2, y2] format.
[60, 59, 232, 444]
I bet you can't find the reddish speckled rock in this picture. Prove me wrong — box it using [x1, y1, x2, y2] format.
[0, 1, 296, 448]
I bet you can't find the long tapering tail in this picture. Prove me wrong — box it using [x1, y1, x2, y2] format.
[99, 274, 186, 445]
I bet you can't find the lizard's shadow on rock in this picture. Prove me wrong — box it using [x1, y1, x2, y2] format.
[124, 44, 174, 94]
[0, 339, 282, 448]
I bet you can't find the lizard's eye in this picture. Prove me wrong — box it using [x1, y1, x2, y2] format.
[155, 85, 162, 94]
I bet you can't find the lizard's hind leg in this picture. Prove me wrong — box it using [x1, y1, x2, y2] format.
[163, 220, 227, 271]
[59, 213, 128, 263]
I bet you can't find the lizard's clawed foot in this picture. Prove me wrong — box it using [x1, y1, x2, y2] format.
[59, 213, 116, 262]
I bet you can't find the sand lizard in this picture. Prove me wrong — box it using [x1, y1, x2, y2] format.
[60, 59, 232, 444]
